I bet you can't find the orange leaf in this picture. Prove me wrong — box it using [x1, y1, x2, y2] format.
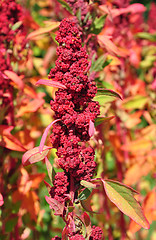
[129, 190, 156, 233]
[29, 173, 45, 189]
[4, 70, 24, 90]
[124, 162, 153, 185]
[0, 125, 26, 152]
[125, 111, 143, 129]
[27, 21, 60, 40]
[16, 98, 44, 117]
[121, 138, 152, 155]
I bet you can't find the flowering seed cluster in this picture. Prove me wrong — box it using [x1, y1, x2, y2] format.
[66, 0, 92, 31]
[0, 0, 27, 125]
[0, 0, 22, 44]
[70, 234, 85, 240]
[89, 226, 103, 240]
[49, 172, 69, 204]
[49, 18, 100, 185]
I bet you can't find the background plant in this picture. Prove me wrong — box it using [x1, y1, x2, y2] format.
[0, 0, 156, 239]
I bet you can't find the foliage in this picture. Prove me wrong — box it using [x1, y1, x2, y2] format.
[0, 0, 156, 239]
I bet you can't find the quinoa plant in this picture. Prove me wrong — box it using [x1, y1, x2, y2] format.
[23, 15, 150, 239]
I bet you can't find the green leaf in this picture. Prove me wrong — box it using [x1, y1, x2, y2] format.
[94, 15, 107, 29]
[122, 95, 148, 110]
[91, 15, 107, 34]
[51, 32, 59, 45]
[91, 55, 112, 72]
[80, 180, 97, 189]
[11, 21, 22, 31]
[94, 95, 115, 105]
[57, 0, 73, 14]
[12, 201, 21, 214]
[102, 179, 150, 229]
[97, 89, 123, 100]
[78, 188, 92, 201]
[136, 32, 156, 42]
[45, 157, 52, 182]
[94, 116, 115, 127]
[5, 217, 18, 232]
[67, 206, 75, 213]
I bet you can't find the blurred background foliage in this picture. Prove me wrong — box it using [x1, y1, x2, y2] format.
[0, 0, 156, 239]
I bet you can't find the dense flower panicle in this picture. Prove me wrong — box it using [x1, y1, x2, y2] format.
[49, 172, 69, 204]
[0, 0, 27, 125]
[51, 237, 61, 240]
[89, 226, 103, 240]
[0, 0, 23, 45]
[148, 2, 156, 33]
[49, 18, 100, 202]
[66, 0, 92, 31]
[69, 234, 85, 240]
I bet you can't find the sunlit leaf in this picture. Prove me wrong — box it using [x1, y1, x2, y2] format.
[122, 95, 148, 110]
[93, 95, 115, 105]
[136, 32, 156, 42]
[89, 120, 95, 137]
[16, 98, 45, 117]
[4, 70, 24, 89]
[27, 21, 60, 39]
[97, 89, 123, 100]
[95, 116, 115, 127]
[0, 125, 26, 152]
[0, 193, 4, 206]
[11, 21, 22, 31]
[36, 79, 67, 89]
[97, 35, 126, 57]
[121, 138, 152, 154]
[91, 55, 112, 72]
[102, 179, 150, 229]
[80, 180, 97, 189]
[57, 0, 73, 13]
[22, 146, 51, 166]
[45, 157, 52, 182]
[78, 188, 92, 201]
[39, 119, 61, 153]
[91, 15, 107, 34]
[45, 196, 64, 215]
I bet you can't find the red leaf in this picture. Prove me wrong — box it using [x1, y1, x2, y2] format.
[45, 196, 64, 215]
[0, 193, 4, 206]
[39, 119, 61, 153]
[97, 35, 126, 57]
[44, 180, 52, 192]
[89, 120, 95, 137]
[22, 146, 51, 166]
[127, 3, 146, 14]
[36, 79, 67, 89]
